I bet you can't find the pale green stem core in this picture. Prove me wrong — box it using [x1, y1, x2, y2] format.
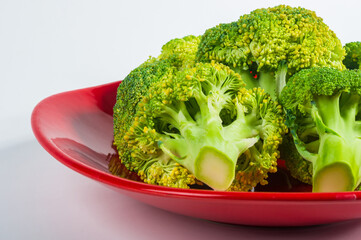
[233, 62, 287, 100]
[238, 70, 259, 90]
[312, 94, 361, 192]
[313, 134, 356, 192]
[258, 72, 276, 99]
[158, 83, 260, 190]
[254, 62, 287, 100]
[275, 62, 288, 99]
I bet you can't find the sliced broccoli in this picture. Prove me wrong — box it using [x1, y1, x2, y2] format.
[196, 5, 345, 99]
[344, 42, 361, 70]
[280, 67, 361, 192]
[114, 61, 287, 191]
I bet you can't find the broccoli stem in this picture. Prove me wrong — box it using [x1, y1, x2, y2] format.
[258, 72, 275, 99]
[313, 134, 356, 192]
[312, 94, 361, 192]
[194, 146, 240, 190]
[275, 61, 288, 98]
[315, 94, 341, 129]
[238, 70, 259, 90]
[158, 93, 260, 190]
[159, 116, 259, 190]
[235, 62, 287, 100]
[249, 62, 288, 99]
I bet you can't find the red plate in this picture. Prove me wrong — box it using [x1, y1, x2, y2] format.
[31, 81, 361, 226]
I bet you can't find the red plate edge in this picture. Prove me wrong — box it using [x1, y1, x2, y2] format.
[31, 81, 361, 202]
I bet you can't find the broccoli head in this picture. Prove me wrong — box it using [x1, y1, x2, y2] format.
[158, 35, 201, 69]
[112, 35, 204, 188]
[344, 42, 361, 70]
[114, 61, 287, 191]
[112, 58, 197, 188]
[197, 5, 345, 99]
[280, 67, 361, 192]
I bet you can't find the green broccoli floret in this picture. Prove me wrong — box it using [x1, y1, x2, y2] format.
[228, 87, 288, 191]
[111, 36, 203, 188]
[344, 42, 361, 70]
[113, 58, 173, 155]
[114, 35, 200, 141]
[196, 5, 345, 99]
[114, 61, 287, 191]
[280, 67, 361, 192]
[158, 35, 201, 69]
[112, 58, 197, 188]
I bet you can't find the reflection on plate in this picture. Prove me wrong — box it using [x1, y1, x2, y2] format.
[32, 81, 361, 226]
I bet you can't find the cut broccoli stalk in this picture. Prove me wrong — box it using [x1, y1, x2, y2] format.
[313, 134, 356, 192]
[116, 61, 287, 190]
[160, 135, 259, 190]
[195, 147, 236, 191]
[310, 94, 361, 192]
[157, 90, 259, 190]
[280, 67, 361, 192]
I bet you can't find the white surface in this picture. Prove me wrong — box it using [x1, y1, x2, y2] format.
[3, 140, 361, 240]
[2, 0, 361, 239]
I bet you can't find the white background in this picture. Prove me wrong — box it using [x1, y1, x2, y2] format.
[1, 0, 361, 239]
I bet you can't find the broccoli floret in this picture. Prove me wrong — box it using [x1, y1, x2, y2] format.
[344, 42, 361, 70]
[158, 35, 201, 69]
[112, 58, 197, 188]
[280, 67, 361, 192]
[228, 87, 288, 191]
[114, 61, 287, 191]
[113, 33, 200, 141]
[111, 36, 203, 188]
[113, 58, 173, 155]
[197, 5, 345, 99]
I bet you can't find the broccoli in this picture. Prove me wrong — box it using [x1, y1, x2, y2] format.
[111, 35, 202, 188]
[112, 58, 196, 188]
[280, 67, 361, 192]
[158, 35, 201, 69]
[344, 42, 361, 70]
[114, 60, 287, 191]
[196, 5, 345, 99]
[279, 133, 313, 185]
[113, 35, 200, 148]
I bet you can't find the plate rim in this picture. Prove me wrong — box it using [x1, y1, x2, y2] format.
[31, 81, 361, 202]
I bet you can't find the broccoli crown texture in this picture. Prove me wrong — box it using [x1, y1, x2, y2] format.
[112, 35, 204, 188]
[114, 34, 200, 136]
[196, 5, 345, 98]
[228, 87, 288, 191]
[113, 58, 173, 153]
[344, 42, 361, 70]
[280, 67, 361, 192]
[158, 35, 201, 69]
[112, 59, 197, 188]
[114, 61, 287, 191]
